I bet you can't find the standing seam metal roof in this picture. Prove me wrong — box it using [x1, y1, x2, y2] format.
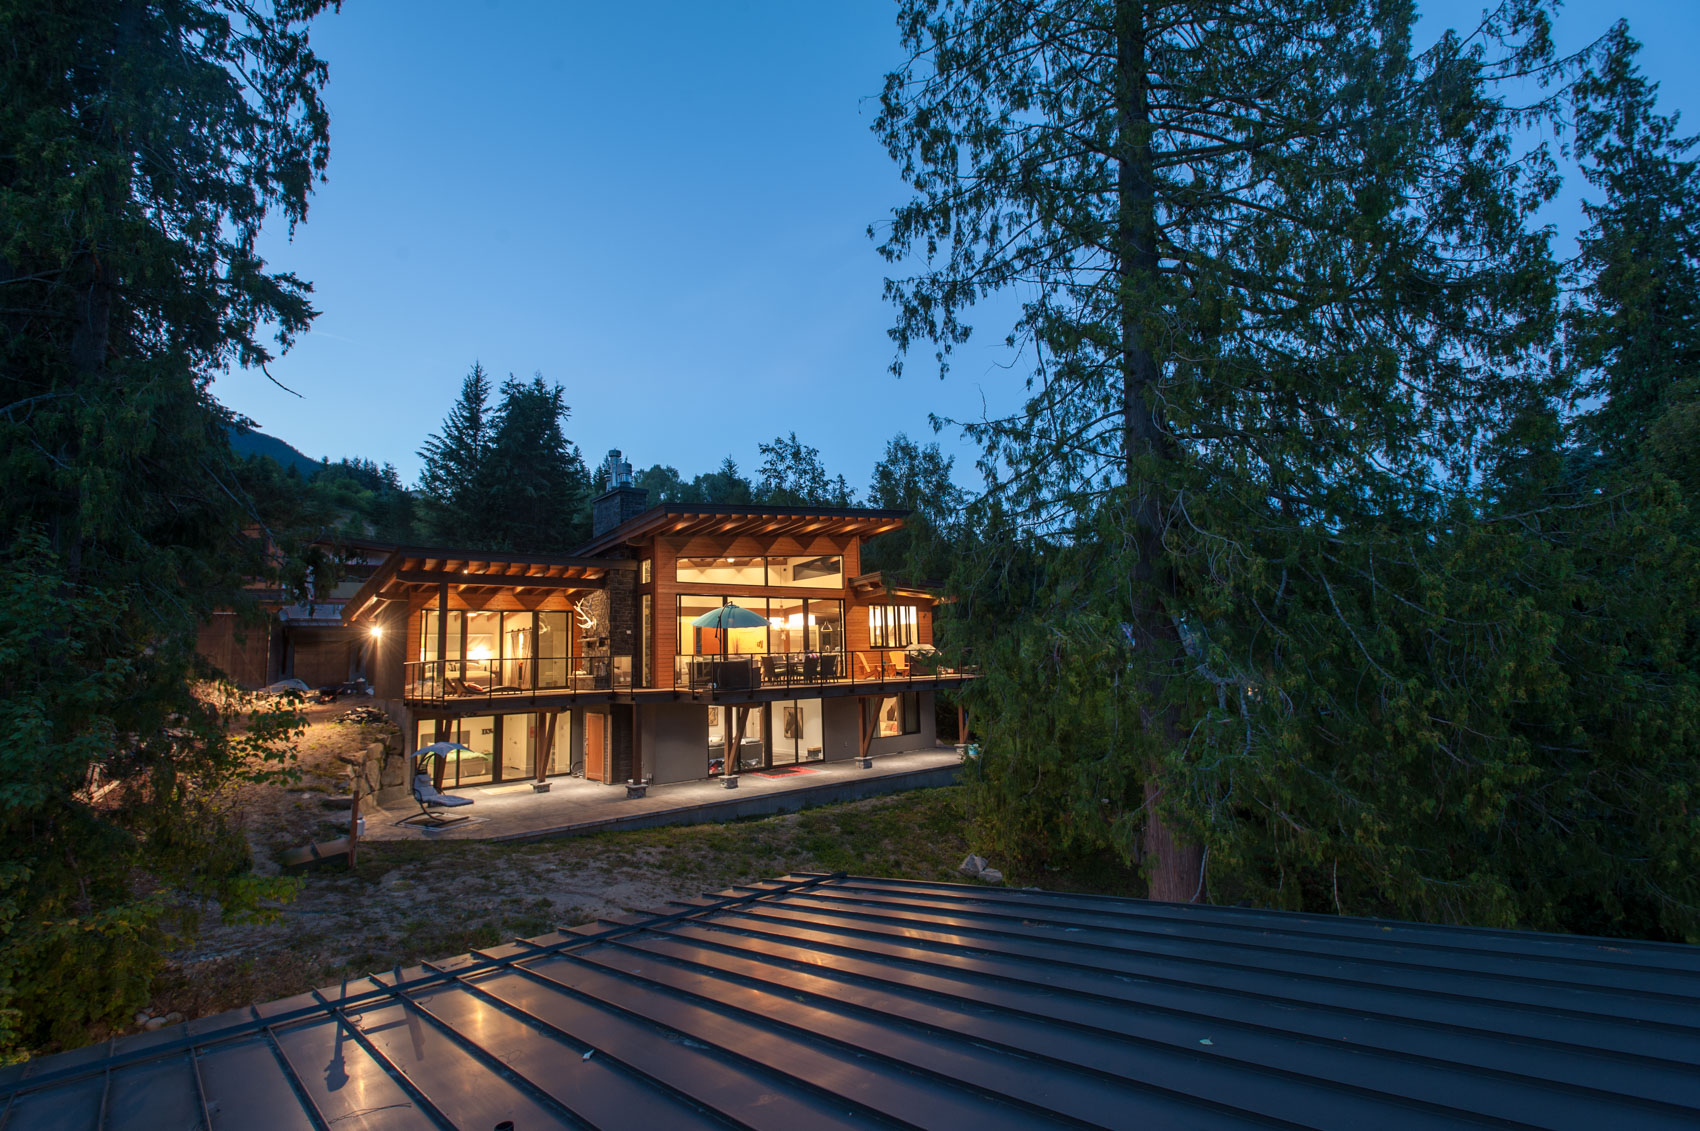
[1, 872, 1696, 1129]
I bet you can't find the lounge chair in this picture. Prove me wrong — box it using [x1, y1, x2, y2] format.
[395, 750, 475, 827]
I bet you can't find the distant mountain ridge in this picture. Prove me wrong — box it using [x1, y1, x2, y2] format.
[230, 425, 321, 475]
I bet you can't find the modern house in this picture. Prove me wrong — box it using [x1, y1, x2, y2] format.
[341, 457, 971, 789]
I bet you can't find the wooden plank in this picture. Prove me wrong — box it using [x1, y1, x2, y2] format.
[585, 712, 607, 784]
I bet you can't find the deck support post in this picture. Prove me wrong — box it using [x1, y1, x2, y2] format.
[538, 710, 558, 785]
[432, 717, 448, 791]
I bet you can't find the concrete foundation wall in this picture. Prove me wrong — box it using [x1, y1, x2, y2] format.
[820, 697, 863, 762]
[823, 691, 938, 760]
[643, 702, 709, 785]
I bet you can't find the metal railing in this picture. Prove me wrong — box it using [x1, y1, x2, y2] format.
[404, 654, 631, 703]
[671, 649, 969, 694]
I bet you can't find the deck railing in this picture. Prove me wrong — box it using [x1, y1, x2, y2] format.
[404, 654, 631, 703]
[671, 649, 969, 694]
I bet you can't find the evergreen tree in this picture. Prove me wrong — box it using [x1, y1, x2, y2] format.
[863, 433, 965, 581]
[876, 1, 1566, 902]
[478, 375, 591, 552]
[755, 433, 855, 506]
[1565, 22, 1700, 468]
[692, 457, 755, 504]
[0, 0, 335, 1050]
[417, 362, 493, 542]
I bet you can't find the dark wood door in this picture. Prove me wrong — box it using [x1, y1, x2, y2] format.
[585, 712, 607, 783]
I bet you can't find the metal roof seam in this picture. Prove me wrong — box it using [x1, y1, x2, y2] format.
[615, 906, 1688, 1128]
[801, 888, 1700, 993]
[497, 950, 1052, 1129]
[635, 918, 1693, 1114]
[566, 928, 1323, 1128]
[762, 893, 1700, 1027]
[368, 974, 599, 1129]
[711, 902, 1700, 1072]
[252, 1013, 332, 1131]
[429, 945, 752, 1129]
[469, 942, 915, 1128]
[839, 878, 1700, 963]
[664, 911, 1700, 1097]
[305, 989, 458, 1129]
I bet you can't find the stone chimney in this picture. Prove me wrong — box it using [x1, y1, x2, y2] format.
[592, 448, 649, 537]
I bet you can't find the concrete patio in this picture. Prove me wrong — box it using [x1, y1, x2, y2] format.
[362, 746, 964, 843]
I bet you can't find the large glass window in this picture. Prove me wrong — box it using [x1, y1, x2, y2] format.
[419, 609, 464, 661]
[767, 598, 806, 655]
[868, 605, 919, 648]
[537, 611, 570, 689]
[811, 600, 844, 654]
[420, 609, 550, 692]
[676, 595, 726, 657]
[641, 594, 653, 686]
[766, 555, 843, 588]
[772, 699, 824, 765]
[500, 713, 534, 780]
[673, 554, 843, 589]
[675, 596, 845, 658]
[675, 556, 765, 586]
[705, 704, 764, 775]
[415, 716, 495, 786]
[876, 693, 921, 739]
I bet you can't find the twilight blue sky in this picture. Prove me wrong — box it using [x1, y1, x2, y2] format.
[216, 1, 1700, 493]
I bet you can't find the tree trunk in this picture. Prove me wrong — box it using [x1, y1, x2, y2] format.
[1116, 0, 1205, 903]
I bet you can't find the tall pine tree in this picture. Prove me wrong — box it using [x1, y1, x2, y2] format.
[479, 375, 591, 552]
[876, 0, 1565, 901]
[0, 0, 336, 1050]
[1565, 22, 1700, 470]
[417, 362, 493, 543]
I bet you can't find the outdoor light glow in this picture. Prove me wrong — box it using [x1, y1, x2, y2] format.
[369, 625, 383, 639]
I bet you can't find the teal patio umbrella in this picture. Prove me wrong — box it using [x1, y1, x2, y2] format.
[691, 602, 768, 659]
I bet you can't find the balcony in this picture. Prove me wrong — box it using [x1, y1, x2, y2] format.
[672, 648, 973, 697]
[404, 654, 631, 705]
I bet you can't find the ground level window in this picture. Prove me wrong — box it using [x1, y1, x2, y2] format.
[415, 710, 570, 787]
[877, 693, 921, 738]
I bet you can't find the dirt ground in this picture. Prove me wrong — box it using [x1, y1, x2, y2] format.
[145, 700, 976, 1027]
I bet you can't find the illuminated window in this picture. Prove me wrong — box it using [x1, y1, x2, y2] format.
[868, 605, 918, 648]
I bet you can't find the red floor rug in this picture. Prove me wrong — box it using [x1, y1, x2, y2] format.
[750, 766, 822, 779]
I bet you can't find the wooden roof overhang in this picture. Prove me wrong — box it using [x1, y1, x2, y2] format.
[342, 547, 636, 625]
[849, 570, 948, 604]
[575, 504, 909, 555]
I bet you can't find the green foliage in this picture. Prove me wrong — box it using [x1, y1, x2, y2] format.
[863, 433, 966, 581]
[872, 0, 1700, 931]
[417, 362, 495, 541]
[754, 433, 856, 506]
[1566, 23, 1700, 465]
[478, 375, 592, 551]
[416, 366, 592, 551]
[633, 456, 756, 504]
[0, 0, 336, 1051]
